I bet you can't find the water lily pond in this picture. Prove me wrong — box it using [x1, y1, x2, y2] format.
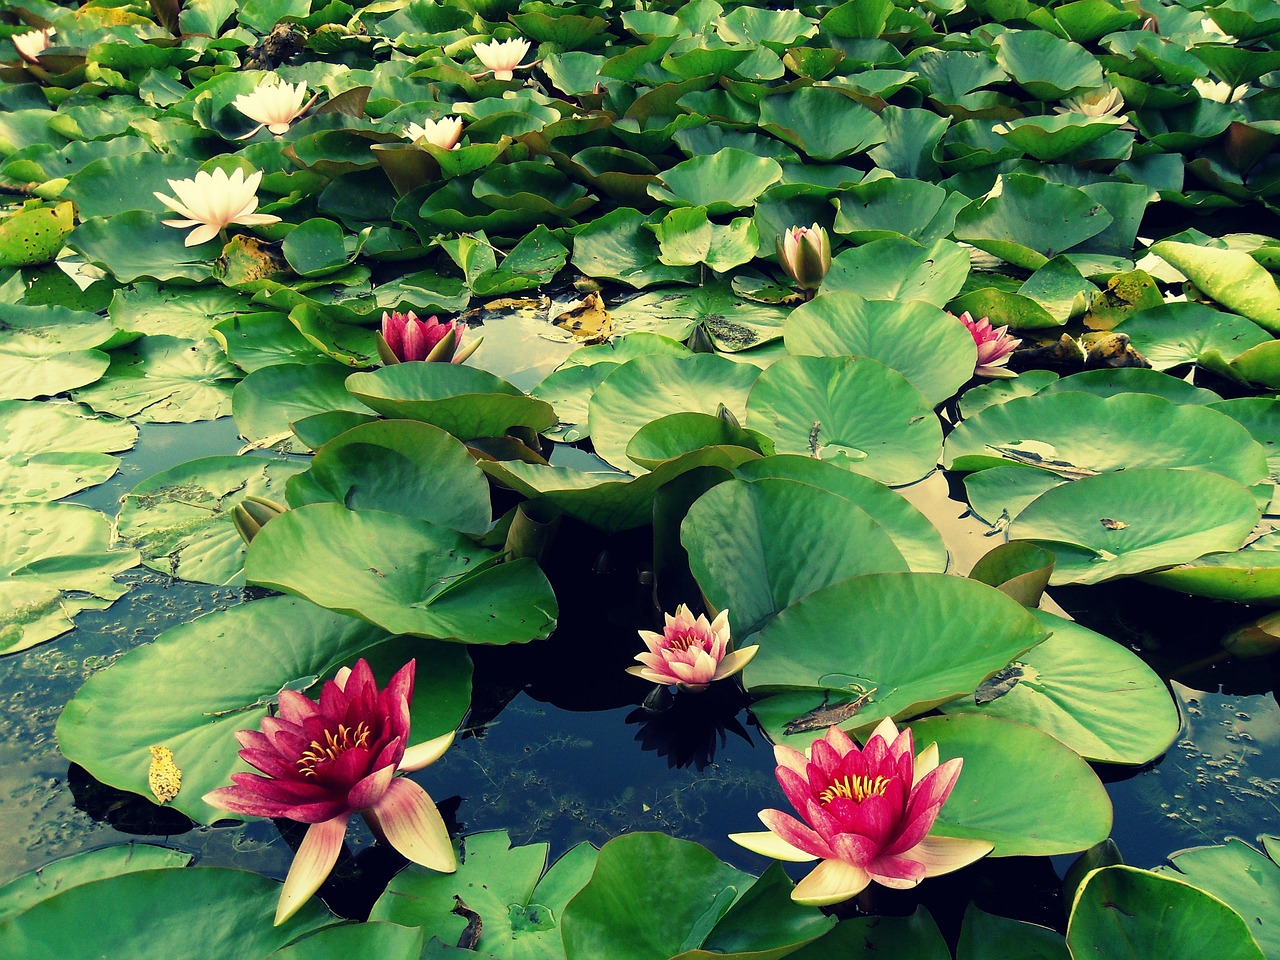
[3, 0, 1280, 955]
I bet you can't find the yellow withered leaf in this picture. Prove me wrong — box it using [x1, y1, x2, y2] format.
[148, 745, 182, 804]
[550, 292, 614, 344]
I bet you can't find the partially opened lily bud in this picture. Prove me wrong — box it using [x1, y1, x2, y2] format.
[403, 116, 464, 150]
[951, 311, 1022, 378]
[232, 495, 287, 545]
[777, 224, 831, 293]
[377, 311, 479, 364]
[233, 77, 318, 137]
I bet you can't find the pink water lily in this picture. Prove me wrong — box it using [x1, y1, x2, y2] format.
[204, 659, 456, 925]
[952, 310, 1021, 378]
[473, 37, 534, 80]
[377, 311, 478, 364]
[777, 223, 831, 295]
[730, 719, 992, 905]
[627, 605, 758, 693]
[11, 27, 53, 64]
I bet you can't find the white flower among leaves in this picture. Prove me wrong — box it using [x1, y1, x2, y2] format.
[1193, 77, 1246, 103]
[403, 116, 464, 150]
[12, 27, 54, 64]
[473, 37, 533, 81]
[154, 168, 282, 247]
[233, 77, 317, 137]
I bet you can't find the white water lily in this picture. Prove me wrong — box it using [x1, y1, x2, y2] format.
[1193, 77, 1246, 103]
[154, 167, 281, 247]
[473, 37, 533, 81]
[12, 27, 54, 64]
[403, 116, 464, 150]
[1055, 85, 1126, 120]
[233, 77, 316, 137]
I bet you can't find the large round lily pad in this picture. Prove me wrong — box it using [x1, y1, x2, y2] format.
[682, 478, 909, 639]
[941, 610, 1180, 765]
[56, 596, 470, 824]
[1142, 529, 1280, 603]
[1008, 468, 1261, 586]
[1160, 838, 1280, 959]
[745, 355, 942, 486]
[233, 362, 372, 454]
[245, 503, 558, 644]
[746, 573, 1049, 751]
[117, 455, 306, 586]
[72, 336, 240, 424]
[0, 401, 136, 503]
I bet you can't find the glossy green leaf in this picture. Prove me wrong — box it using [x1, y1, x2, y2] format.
[68, 211, 218, 284]
[57, 596, 470, 823]
[956, 904, 1068, 960]
[72, 336, 239, 424]
[245, 503, 558, 644]
[0, 400, 135, 502]
[993, 30, 1103, 99]
[648, 148, 783, 215]
[1149, 240, 1280, 334]
[265, 923, 423, 960]
[788, 908, 949, 960]
[1161, 838, 1280, 959]
[822, 237, 970, 308]
[758, 87, 887, 162]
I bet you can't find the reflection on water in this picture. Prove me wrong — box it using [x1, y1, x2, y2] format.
[2, 416, 1279, 933]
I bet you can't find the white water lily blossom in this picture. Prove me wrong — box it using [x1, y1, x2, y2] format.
[1193, 77, 1246, 103]
[473, 37, 533, 80]
[1055, 85, 1126, 120]
[154, 168, 281, 247]
[233, 77, 317, 137]
[403, 116, 464, 150]
[12, 27, 54, 64]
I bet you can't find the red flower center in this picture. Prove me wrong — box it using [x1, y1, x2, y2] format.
[297, 721, 372, 777]
[820, 774, 892, 804]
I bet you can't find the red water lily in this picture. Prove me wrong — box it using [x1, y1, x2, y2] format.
[377, 311, 478, 364]
[952, 311, 1021, 378]
[730, 719, 991, 905]
[204, 659, 456, 924]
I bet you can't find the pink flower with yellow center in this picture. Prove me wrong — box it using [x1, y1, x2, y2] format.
[730, 719, 992, 905]
[203, 659, 456, 925]
[626, 605, 758, 693]
[952, 310, 1021, 378]
[377, 311, 478, 364]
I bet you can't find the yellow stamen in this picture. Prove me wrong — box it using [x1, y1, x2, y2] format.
[820, 774, 891, 804]
[297, 721, 372, 777]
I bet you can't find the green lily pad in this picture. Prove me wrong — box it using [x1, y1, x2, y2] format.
[1149, 240, 1280, 334]
[735, 455, 947, 573]
[1036, 368, 1221, 404]
[995, 114, 1127, 162]
[822, 237, 971, 308]
[745, 355, 942, 486]
[0, 846, 192, 925]
[628, 412, 774, 467]
[784, 293, 976, 405]
[346, 363, 557, 441]
[245, 503, 558, 644]
[993, 30, 1104, 100]
[63, 151, 201, 220]
[266, 923, 423, 960]
[945, 392, 1267, 487]
[117, 455, 306, 586]
[682, 477, 909, 639]
[0, 502, 138, 655]
[1067, 866, 1265, 960]
[233, 362, 371, 453]
[654, 207, 759, 273]
[1160, 838, 1280, 959]
[607, 284, 789, 353]
[954, 175, 1113, 270]
[108, 285, 256, 341]
[648, 148, 783, 215]
[0, 201, 74, 268]
[758, 87, 887, 162]
[963, 465, 1065, 527]
[1112, 302, 1270, 370]
[286, 419, 491, 535]
[0, 400, 135, 502]
[72, 336, 239, 424]
[1142, 530, 1280, 603]
[956, 904, 1067, 960]
[532, 363, 617, 443]
[370, 831, 597, 960]
[788, 908, 949, 960]
[0, 302, 114, 401]
[0, 867, 338, 959]
[747, 573, 1048, 750]
[560, 834, 834, 960]
[57, 595, 470, 824]
[911, 714, 1111, 857]
[570, 207, 698, 289]
[958, 371, 1059, 418]
[587, 354, 761, 474]
[941, 610, 1179, 765]
[832, 177, 966, 245]
[68, 211, 218, 284]
[1010, 468, 1262, 586]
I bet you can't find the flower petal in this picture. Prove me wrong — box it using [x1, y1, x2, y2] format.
[275, 815, 348, 925]
[399, 730, 455, 772]
[904, 834, 993, 878]
[728, 830, 818, 862]
[791, 858, 871, 906]
[365, 777, 456, 873]
[711, 644, 757, 681]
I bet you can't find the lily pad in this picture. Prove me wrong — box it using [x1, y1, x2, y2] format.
[0, 400, 135, 502]
[370, 831, 597, 960]
[117, 455, 306, 586]
[108, 285, 256, 341]
[1009, 468, 1261, 586]
[72, 336, 240, 424]
[608, 284, 789, 353]
[0, 502, 138, 655]
[1149, 240, 1280, 334]
[1113, 302, 1270, 370]
[1160, 838, 1280, 959]
[821, 237, 971, 309]
[757, 87, 887, 162]
[747, 573, 1049, 750]
[233, 362, 372, 454]
[648, 148, 783, 215]
[1142, 530, 1280, 604]
[587, 354, 761, 474]
[345, 363, 557, 441]
[745, 355, 942, 486]
[942, 610, 1180, 765]
[57, 596, 470, 824]
[267, 923, 423, 960]
[68, 211, 219, 284]
[784, 294, 976, 405]
[682, 478, 909, 639]
[954, 175, 1112, 270]
[0, 303, 114, 401]
[245, 503, 558, 645]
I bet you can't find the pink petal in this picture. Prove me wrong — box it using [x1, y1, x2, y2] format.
[865, 852, 927, 887]
[758, 809, 834, 860]
[347, 762, 395, 810]
[728, 830, 817, 863]
[275, 815, 348, 925]
[791, 859, 871, 906]
[365, 777, 456, 873]
[773, 744, 809, 779]
[830, 832, 881, 867]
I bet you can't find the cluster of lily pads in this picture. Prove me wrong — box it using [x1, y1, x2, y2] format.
[3, 0, 1280, 955]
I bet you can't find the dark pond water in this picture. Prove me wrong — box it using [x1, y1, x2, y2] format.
[2, 413, 1279, 935]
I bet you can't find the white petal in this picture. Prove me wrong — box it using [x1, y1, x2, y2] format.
[728, 830, 818, 863]
[913, 742, 939, 784]
[791, 859, 872, 906]
[905, 835, 994, 878]
[275, 816, 348, 925]
[399, 730, 455, 772]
